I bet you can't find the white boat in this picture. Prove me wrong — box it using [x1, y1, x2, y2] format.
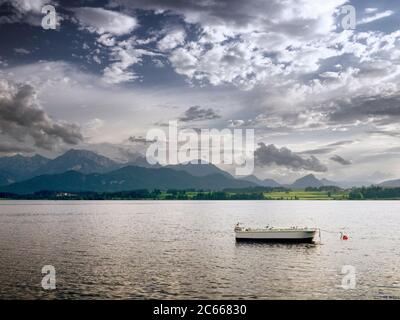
[234, 224, 318, 243]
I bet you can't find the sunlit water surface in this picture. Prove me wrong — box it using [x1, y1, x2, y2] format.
[0, 200, 399, 299]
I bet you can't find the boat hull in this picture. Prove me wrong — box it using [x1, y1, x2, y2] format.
[235, 230, 317, 243]
[235, 237, 315, 243]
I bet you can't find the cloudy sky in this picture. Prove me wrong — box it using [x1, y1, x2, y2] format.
[1, 0, 400, 183]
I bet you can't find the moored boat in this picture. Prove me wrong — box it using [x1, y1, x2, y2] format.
[234, 223, 318, 243]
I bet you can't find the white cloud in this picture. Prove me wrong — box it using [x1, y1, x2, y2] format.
[97, 33, 116, 46]
[358, 10, 394, 25]
[103, 47, 140, 84]
[0, 0, 53, 25]
[93, 55, 101, 64]
[72, 7, 138, 36]
[120, 0, 346, 36]
[102, 38, 162, 84]
[9, 0, 46, 14]
[138, 0, 350, 88]
[86, 118, 104, 130]
[14, 48, 30, 55]
[84, 118, 105, 141]
[169, 39, 284, 88]
[157, 28, 186, 51]
[365, 8, 378, 14]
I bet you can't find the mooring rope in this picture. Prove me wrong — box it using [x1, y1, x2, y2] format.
[318, 228, 349, 242]
[319, 228, 342, 234]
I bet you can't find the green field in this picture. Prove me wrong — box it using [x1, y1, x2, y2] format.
[161, 190, 349, 200]
[264, 191, 348, 200]
[151, 190, 351, 200]
[0, 189, 352, 200]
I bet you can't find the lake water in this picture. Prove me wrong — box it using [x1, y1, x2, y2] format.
[0, 200, 399, 299]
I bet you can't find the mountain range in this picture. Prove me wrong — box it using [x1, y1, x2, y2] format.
[0, 149, 120, 185]
[0, 166, 256, 194]
[0, 149, 255, 194]
[0, 149, 393, 194]
[32, 149, 120, 176]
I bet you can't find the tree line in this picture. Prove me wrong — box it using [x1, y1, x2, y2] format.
[349, 186, 400, 199]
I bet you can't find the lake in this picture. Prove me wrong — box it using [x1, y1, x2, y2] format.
[0, 200, 399, 299]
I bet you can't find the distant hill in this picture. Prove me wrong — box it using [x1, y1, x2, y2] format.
[379, 179, 400, 188]
[320, 178, 340, 187]
[340, 180, 372, 188]
[0, 165, 256, 194]
[288, 175, 371, 189]
[0, 154, 50, 185]
[291, 174, 323, 189]
[262, 178, 282, 187]
[240, 175, 281, 187]
[32, 149, 120, 176]
[166, 161, 233, 178]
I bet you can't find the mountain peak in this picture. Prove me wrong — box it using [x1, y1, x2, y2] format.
[166, 160, 232, 178]
[63, 149, 96, 157]
[31, 154, 49, 161]
[320, 178, 339, 187]
[291, 174, 323, 189]
[0, 153, 51, 184]
[239, 175, 281, 187]
[32, 149, 119, 176]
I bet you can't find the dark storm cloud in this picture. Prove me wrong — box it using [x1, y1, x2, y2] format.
[326, 140, 354, 147]
[114, 0, 271, 26]
[255, 143, 327, 172]
[330, 155, 351, 165]
[0, 80, 83, 150]
[113, 0, 343, 38]
[300, 140, 355, 155]
[328, 95, 400, 125]
[300, 147, 333, 155]
[128, 136, 156, 144]
[0, 0, 50, 26]
[367, 130, 400, 137]
[178, 106, 221, 122]
[0, 142, 34, 153]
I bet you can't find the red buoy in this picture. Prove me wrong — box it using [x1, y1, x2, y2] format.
[341, 234, 349, 240]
